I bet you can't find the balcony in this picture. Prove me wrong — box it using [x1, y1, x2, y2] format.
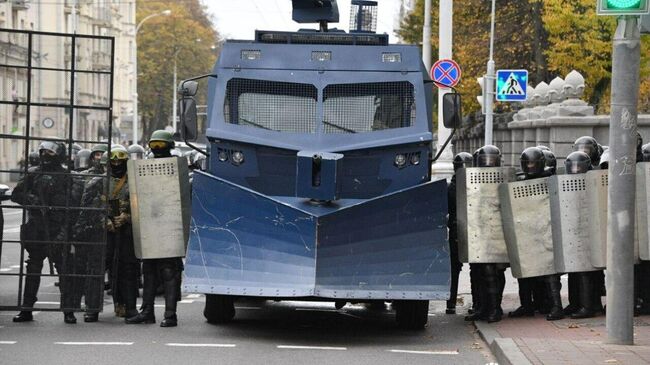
[9, 0, 29, 10]
[93, 7, 112, 27]
[91, 50, 111, 71]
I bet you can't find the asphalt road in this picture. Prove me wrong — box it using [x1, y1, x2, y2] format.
[0, 204, 496, 365]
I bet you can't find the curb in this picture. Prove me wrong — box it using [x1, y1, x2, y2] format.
[475, 321, 532, 365]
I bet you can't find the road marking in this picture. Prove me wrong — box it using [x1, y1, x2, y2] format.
[54, 342, 134, 346]
[388, 349, 459, 355]
[9, 265, 20, 269]
[0, 341, 16, 345]
[179, 300, 194, 304]
[277, 345, 347, 351]
[154, 304, 165, 308]
[235, 306, 261, 310]
[165, 343, 236, 348]
[295, 308, 338, 312]
[185, 294, 201, 299]
[3, 227, 21, 234]
[0, 268, 11, 272]
[35, 301, 60, 305]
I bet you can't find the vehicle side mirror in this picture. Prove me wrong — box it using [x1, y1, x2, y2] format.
[442, 92, 462, 129]
[179, 97, 198, 142]
[178, 80, 198, 97]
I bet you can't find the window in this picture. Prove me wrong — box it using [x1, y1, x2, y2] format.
[224, 78, 318, 133]
[322, 81, 415, 133]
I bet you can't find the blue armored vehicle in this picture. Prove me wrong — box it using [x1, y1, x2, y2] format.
[178, 0, 460, 329]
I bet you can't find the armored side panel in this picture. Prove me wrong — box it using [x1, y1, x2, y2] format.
[586, 170, 608, 268]
[184, 172, 450, 300]
[457, 167, 516, 263]
[548, 174, 597, 273]
[638, 163, 650, 260]
[499, 178, 556, 278]
[128, 157, 191, 259]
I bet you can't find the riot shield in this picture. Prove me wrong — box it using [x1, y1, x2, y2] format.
[499, 177, 556, 278]
[548, 174, 598, 273]
[638, 163, 650, 260]
[0, 29, 113, 313]
[587, 169, 640, 267]
[457, 167, 516, 263]
[128, 157, 190, 259]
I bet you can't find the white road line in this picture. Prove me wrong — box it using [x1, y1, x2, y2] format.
[165, 343, 236, 348]
[154, 304, 165, 308]
[5, 210, 24, 216]
[3, 227, 21, 234]
[235, 306, 261, 310]
[0, 268, 11, 272]
[388, 349, 459, 355]
[35, 301, 60, 305]
[54, 342, 134, 346]
[185, 294, 201, 299]
[0, 341, 16, 345]
[277, 345, 347, 351]
[9, 265, 20, 269]
[178, 300, 194, 304]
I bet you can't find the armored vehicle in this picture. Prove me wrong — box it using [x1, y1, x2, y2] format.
[179, 0, 460, 329]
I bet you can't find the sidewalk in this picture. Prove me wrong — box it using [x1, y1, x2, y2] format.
[473, 292, 650, 365]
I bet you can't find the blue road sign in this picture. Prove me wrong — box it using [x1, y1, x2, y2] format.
[496, 69, 528, 102]
[430, 59, 462, 88]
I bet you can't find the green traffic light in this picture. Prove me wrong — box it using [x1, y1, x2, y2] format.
[607, 0, 641, 9]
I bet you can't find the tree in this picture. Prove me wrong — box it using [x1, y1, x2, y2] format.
[136, 0, 220, 143]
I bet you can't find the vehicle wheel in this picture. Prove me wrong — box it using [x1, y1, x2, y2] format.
[204, 294, 235, 324]
[395, 300, 429, 330]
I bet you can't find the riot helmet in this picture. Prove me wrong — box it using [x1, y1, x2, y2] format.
[520, 147, 546, 177]
[637, 131, 644, 162]
[38, 141, 65, 168]
[475, 145, 502, 167]
[28, 151, 40, 167]
[91, 144, 108, 165]
[542, 150, 557, 174]
[536, 145, 550, 152]
[127, 144, 146, 160]
[453, 152, 473, 172]
[109, 144, 129, 178]
[148, 130, 175, 158]
[74, 149, 92, 171]
[643, 143, 650, 162]
[99, 151, 109, 166]
[573, 136, 600, 165]
[565, 151, 591, 174]
[599, 149, 610, 170]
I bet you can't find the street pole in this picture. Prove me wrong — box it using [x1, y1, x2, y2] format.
[172, 57, 177, 134]
[484, 0, 496, 146]
[422, 0, 432, 71]
[606, 16, 640, 346]
[431, 0, 454, 179]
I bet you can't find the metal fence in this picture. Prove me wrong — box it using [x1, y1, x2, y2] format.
[0, 29, 113, 313]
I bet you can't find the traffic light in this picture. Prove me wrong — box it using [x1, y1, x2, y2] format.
[597, 0, 650, 15]
[477, 77, 486, 115]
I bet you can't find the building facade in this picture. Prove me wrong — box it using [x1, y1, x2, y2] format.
[0, 0, 135, 182]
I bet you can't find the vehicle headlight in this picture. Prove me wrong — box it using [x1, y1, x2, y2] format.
[218, 150, 228, 162]
[394, 154, 407, 168]
[410, 153, 420, 165]
[232, 151, 245, 165]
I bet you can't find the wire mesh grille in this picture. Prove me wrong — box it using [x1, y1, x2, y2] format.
[469, 171, 504, 184]
[562, 178, 586, 192]
[349, 2, 378, 33]
[224, 78, 318, 133]
[322, 81, 415, 134]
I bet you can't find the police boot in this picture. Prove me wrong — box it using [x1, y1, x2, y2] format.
[64, 312, 77, 324]
[484, 265, 502, 323]
[125, 304, 155, 324]
[563, 274, 579, 316]
[545, 275, 564, 321]
[84, 312, 99, 323]
[465, 265, 486, 321]
[509, 278, 535, 318]
[160, 268, 179, 328]
[571, 273, 596, 319]
[446, 265, 461, 314]
[12, 311, 33, 322]
[468, 264, 480, 314]
[592, 272, 605, 315]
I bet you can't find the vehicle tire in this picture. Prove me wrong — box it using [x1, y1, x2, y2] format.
[204, 294, 235, 324]
[395, 300, 429, 330]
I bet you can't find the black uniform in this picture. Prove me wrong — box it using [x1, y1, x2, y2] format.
[446, 175, 463, 314]
[11, 156, 76, 322]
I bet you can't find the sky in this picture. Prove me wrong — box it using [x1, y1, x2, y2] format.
[206, 0, 404, 43]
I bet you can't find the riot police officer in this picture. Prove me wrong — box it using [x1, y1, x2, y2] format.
[447, 152, 473, 315]
[104, 146, 140, 321]
[465, 145, 505, 323]
[563, 151, 599, 318]
[69, 143, 82, 170]
[573, 136, 601, 168]
[28, 151, 40, 168]
[73, 149, 92, 172]
[126, 130, 183, 327]
[11, 141, 77, 323]
[127, 144, 146, 160]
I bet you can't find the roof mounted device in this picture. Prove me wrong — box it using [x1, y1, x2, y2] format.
[292, 0, 339, 32]
[349, 0, 377, 33]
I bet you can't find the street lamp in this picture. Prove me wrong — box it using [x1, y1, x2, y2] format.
[132, 9, 171, 145]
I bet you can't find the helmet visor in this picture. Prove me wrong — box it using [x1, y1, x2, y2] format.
[478, 154, 500, 167]
[149, 141, 168, 150]
[566, 160, 589, 174]
[110, 150, 128, 160]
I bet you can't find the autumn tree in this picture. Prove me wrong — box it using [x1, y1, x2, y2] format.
[136, 0, 220, 143]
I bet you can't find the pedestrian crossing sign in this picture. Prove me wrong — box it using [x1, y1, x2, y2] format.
[496, 69, 528, 102]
